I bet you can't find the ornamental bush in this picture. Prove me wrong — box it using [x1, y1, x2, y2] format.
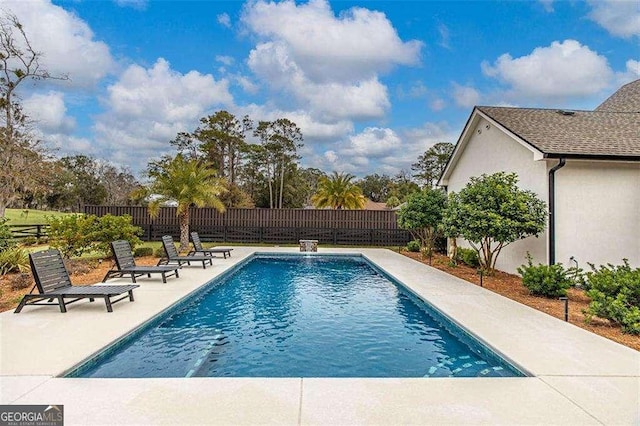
[585, 260, 640, 334]
[406, 240, 421, 252]
[517, 254, 571, 298]
[47, 214, 98, 258]
[134, 246, 154, 257]
[91, 214, 142, 256]
[0, 217, 15, 252]
[0, 247, 30, 275]
[48, 214, 142, 258]
[456, 247, 480, 268]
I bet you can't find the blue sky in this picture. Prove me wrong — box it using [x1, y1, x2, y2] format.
[6, 0, 639, 177]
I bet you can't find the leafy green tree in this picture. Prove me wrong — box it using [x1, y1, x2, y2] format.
[96, 162, 141, 205]
[387, 170, 420, 203]
[397, 188, 447, 256]
[385, 196, 401, 209]
[253, 119, 303, 208]
[357, 173, 393, 202]
[311, 172, 366, 210]
[412, 142, 455, 188]
[0, 13, 67, 216]
[442, 172, 547, 273]
[172, 111, 253, 185]
[287, 167, 326, 208]
[146, 154, 227, 251]
[54, 155, 108, 211]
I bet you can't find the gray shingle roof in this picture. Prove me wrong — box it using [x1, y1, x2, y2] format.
[476, 79, 640, 158]
[596, 79, 640, 113]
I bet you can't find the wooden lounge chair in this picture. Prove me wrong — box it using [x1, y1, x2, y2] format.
[103, 240, 180, 283]
[158, 235, 213, 269]
[14, 249, 139, 313]
[189, 232, 233, 259]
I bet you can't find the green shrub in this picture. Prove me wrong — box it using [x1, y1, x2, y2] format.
[406, 240, 421, 252]
[585, 260, 640, 334]
[517, 254, 571, 298]
[47, 214, 97, 258]
[0, 247, 30, 275]
[91, 214, 142, 256]
[47, 214, 142, 258]
[154, 247, 166, 258]
[456, 247, 480, 268]
[134, 246, 154, 257]
[0, 217, 15, 252]
[21, 236, 37, 246]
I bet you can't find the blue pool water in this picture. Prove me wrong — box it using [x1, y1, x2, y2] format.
[72, 255, 524, 378]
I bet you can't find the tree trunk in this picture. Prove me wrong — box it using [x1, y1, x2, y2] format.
[279, 159, 285, 209]
[0, 203, 5, 217]
[179, 209, 190, 252]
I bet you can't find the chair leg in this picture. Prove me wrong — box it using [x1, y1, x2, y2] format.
[58, 296, 67, 313]
[104, 297, 113, 312]
[14, 296, 28, 313]
[128, 290, 135, 302]
[161, 272, 167, 283]
[175, 269, 179, 278]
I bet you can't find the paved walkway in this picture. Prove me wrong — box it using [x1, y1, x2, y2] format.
[1, 247, 638, 425]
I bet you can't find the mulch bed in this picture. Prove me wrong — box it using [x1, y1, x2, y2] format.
[403, 251, 639, 352]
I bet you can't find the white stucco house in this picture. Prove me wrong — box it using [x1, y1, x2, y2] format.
[439, 79, 640, 274]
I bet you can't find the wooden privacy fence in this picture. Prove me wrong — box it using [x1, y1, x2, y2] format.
[84, 206, 412, 246]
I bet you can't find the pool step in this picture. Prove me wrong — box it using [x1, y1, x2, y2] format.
[185, 332, 227, 378]
[423, 355, 508, 378]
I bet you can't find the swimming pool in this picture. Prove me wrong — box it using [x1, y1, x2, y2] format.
[70, 254, 524, 378]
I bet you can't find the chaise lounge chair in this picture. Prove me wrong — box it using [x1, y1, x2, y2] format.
[158, 235, 213, 269]
[15, 249, 139, 313]
[103, 240, 180, 283]
[189, 232, 233, 259]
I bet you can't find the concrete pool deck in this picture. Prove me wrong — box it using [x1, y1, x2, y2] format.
[1, 247, 638, 425]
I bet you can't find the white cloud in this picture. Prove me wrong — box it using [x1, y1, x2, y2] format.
[216, 55, 235, 66]
[94, 58, 233, 170]
[616, 59, 640, 85]
[114, 0, 147, 10]
[587, 0, 640, 39]
[539, 0, 554, 13]
[242, 0, 421, 122]
[430, 98, 446, 111]
[306, 122, 456, 177]
[1, 0, 115, 89]
[452, 84, 481, 108]
[247, 40, 390, 120]
[242, 0, 422, 83]
[23, 91, 75, 135]
[482, 40, 613, 101]
[217, 13, 232, 28]
[342, 127, 402, 158]
[437, 23, 451, 49]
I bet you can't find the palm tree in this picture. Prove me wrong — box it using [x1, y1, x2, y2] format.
[311, 172, 366, 210]
[147, 154, 227, 251]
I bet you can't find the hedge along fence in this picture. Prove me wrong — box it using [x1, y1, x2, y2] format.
[83, 206, 412, 246]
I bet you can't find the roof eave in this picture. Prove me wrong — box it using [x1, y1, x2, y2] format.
[543, 153, 640, 162]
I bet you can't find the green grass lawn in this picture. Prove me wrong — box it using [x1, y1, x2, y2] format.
[5, 208, 74, 225]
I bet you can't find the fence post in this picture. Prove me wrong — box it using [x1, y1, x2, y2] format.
[36, 225, 42, 239]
